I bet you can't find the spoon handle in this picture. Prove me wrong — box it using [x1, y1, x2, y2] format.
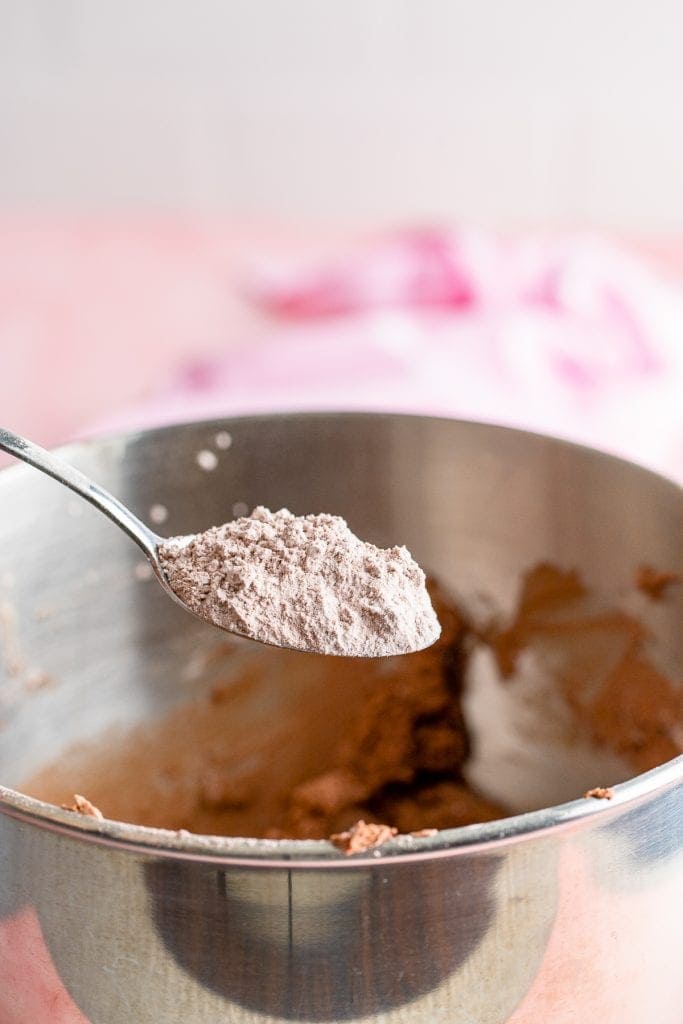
[0, 427, 160, 560]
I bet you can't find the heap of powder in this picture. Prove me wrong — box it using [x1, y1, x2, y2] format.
[158, 507, 441, 657]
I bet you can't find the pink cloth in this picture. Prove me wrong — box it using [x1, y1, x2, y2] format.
[102, 228, 683, 482]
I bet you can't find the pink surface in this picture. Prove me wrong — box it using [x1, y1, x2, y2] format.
[104, 226, 683, 481]
[1, 218, 683, 482]
[0, 908, 88, 1023]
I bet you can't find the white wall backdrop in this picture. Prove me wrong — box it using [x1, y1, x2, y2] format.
[2, 0, 683, 229]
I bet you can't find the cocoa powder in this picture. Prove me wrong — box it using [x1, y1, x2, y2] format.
[159, 507, 441, 657]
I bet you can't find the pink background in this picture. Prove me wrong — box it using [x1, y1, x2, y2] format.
[2, 219, 683, 483]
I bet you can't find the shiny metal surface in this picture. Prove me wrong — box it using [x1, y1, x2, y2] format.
[0, 423, 419, 659]
[0, 425, 164, 566]
[0, 425, 301, 656]
[0, 413, 681, 1023]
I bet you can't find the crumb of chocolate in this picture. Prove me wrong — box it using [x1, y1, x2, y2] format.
[410, 828, 438, 838]
[635, 565, 680, 601]
[62, 794, 104, 820]
[584, 787, 614, 800]
[330, 820, 398, 855]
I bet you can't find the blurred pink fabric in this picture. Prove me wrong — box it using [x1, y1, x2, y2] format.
[100, 227, 683, 482]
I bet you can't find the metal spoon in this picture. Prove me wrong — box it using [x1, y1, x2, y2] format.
[0, 427, 439, 657]
[0, 425, 183, 607]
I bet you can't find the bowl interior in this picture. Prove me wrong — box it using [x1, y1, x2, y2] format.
[0, 414, 680, 837]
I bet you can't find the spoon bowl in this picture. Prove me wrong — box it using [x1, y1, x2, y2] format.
[0, 427, 436, 657]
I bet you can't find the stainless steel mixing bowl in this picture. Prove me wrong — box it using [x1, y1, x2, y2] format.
[0, 413, 681, 1024]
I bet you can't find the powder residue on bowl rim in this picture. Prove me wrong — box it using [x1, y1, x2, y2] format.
[158, 506, 441, 657]
[61, 793, 104, 820]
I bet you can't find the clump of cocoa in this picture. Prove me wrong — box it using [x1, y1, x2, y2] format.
[62, 794, 104, 820]
[584, 787, 613, 800]
[330, 820, 398, 855]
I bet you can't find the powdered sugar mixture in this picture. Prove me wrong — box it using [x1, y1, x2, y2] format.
[158, 507, 440, 657]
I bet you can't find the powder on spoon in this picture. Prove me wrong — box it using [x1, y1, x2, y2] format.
[158, 506, 441, 657]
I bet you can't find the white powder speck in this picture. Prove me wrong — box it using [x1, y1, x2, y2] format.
[215, 431, 232, 450]
[196, 450, 218, 471]
[158, 506, 440, 658]
[150, 503, 169, 525]
[232, 501, 249, 518]
[134, 562, 153, 581]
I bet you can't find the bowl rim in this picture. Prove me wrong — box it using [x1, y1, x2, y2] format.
[1, 411, 681, 868]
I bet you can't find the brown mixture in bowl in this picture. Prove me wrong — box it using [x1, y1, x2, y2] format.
[22, 566, 682, 854]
